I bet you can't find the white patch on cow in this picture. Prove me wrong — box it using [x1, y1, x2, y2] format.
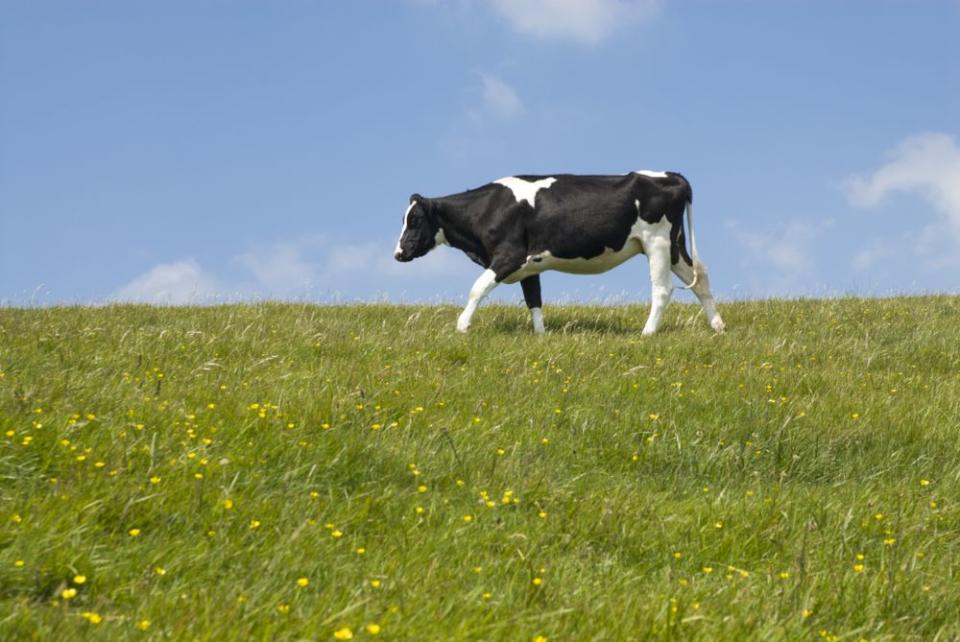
[498, 205, 691, 336]
[530, 307, 545, 334]
[502, 215, 671, 284]
[457, 268, 498, 333]
[633, 170, 668, 178]
[434, 227, 447, 247]
[494, 176, 557, 208]
[394, 201, 418, 256]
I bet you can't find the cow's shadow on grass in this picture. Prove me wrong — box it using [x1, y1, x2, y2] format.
[488, 312, 643, 335]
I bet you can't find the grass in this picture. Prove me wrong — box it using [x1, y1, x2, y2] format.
[1, 297, 959, 641]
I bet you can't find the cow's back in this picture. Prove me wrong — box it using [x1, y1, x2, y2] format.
[523, 174, 649, 260]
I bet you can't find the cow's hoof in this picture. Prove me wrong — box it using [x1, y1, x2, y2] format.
[711, 318, 726, 334]
[456, 323, 470, 334]
[641, 328, 656, 337]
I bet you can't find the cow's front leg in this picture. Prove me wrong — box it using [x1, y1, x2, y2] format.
[457, 269, 498, 333]
[520, 275, 544, 334]
[642, 237, 673, 336]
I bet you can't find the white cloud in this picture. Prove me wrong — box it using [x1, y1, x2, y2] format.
[112, 259, 222, 304]
[845, 132, 960, 237]
[111, 237, 477, 304]
[325, 240, 475, 280]
[485, 0, 659, 44]
[844, 132, 960, 275]
[733, 221, 817, 275]
[235, 238, 323, 295]
[478, 73, 525, 120]
[319, 239, 478, 302]
[851, 239, 894, 272]
[725, 219, 838, 297]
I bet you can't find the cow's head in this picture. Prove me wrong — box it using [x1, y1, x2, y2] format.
[394, 194, 441, 262]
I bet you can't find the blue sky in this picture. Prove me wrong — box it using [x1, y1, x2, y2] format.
[2, 1, 959, 306]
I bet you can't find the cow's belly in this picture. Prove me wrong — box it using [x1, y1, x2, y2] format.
[503, 237, 644, 283]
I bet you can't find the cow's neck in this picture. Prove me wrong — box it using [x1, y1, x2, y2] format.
[432, 198, 489, 267]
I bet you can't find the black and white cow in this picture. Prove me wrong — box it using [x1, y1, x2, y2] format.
[394, 171, 724, 335]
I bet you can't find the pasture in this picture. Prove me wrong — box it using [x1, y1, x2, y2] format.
[1, 297, 959, 641]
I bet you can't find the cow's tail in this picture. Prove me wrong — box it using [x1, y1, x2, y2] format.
[676, 197, 701, 291]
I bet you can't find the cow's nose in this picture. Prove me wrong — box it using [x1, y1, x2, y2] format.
[394, 250, 403, 261]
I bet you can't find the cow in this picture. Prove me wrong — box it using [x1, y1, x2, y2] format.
[393, 171, 725, 336]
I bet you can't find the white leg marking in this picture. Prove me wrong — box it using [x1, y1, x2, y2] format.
[671, 259, 725, 334]
[642, 235, 673, 336]
[530, 307, 545, 334]
[457, 269, 498, 333]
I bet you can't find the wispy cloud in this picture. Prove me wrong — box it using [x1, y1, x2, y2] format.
[478, 72, 526, 120]
[733, 220, 818, 275]
[851, 239, 894, 273]
[727, 219, 831, 296]
[485, 0, 660, 44]
[844, 132, 960, 273]
[235, 237, 324, 296]
[112, 259, 222, 304]
[845, 132, 960, 237]
[112, 237, 477, 304]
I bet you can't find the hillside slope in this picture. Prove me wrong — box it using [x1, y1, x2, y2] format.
[1, 298, 959, 640]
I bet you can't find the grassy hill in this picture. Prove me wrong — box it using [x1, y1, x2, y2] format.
[2, 297, 959, 641]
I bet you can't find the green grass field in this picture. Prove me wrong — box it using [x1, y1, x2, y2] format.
[2, 297, 959, 641]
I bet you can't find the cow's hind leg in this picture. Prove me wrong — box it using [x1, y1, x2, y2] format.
[642, 236, 673, 336]
[671, 258, 725, 334]
[520, 275, 545, 334]
[457, 269, 498, 333]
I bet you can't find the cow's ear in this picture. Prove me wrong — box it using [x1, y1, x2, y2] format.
[421, 197, 439, 224]
[409, 193, 423, 204]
